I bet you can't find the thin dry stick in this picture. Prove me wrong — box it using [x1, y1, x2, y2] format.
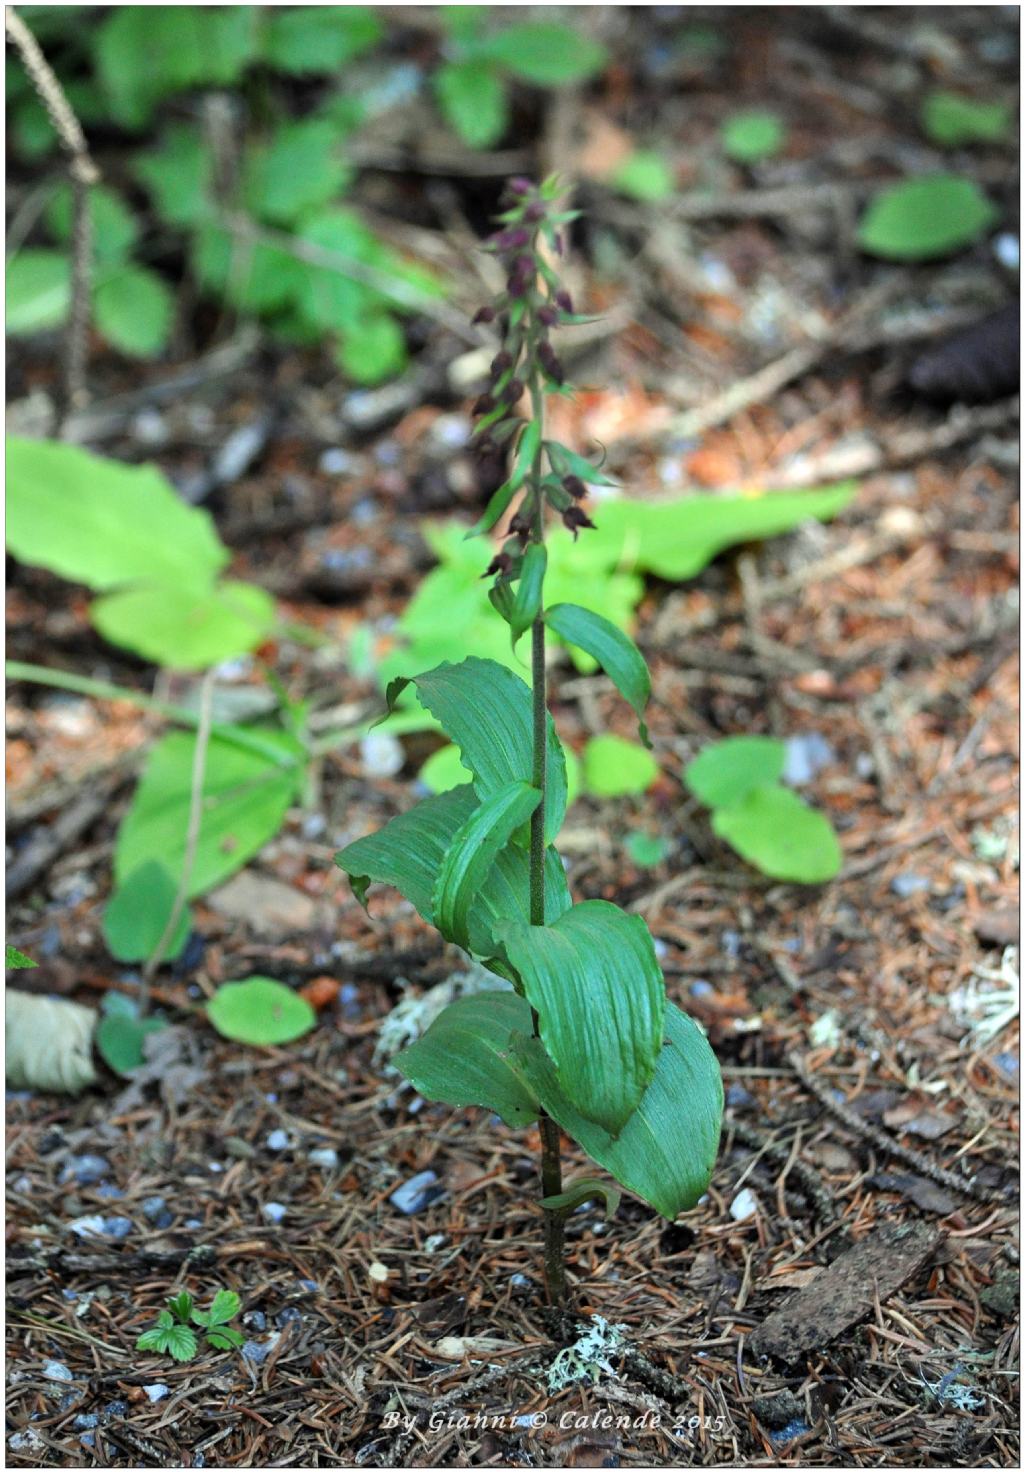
[5, 6, 98, 425]
[141, 670, 217, 997]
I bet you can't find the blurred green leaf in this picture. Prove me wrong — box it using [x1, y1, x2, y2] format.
[102, 859, 191, 963]
[712, 786, 842, 883]
[96, 1010, 169, 1077]
[6, 251, 70, 335]
[243, 119, 351, 225]
[133, 125, 212, 227]
[91, 578, 276, 669]
[208, 976, 316, 1045]
[625, 833, 669, 868]
[545, 604, 651, 745]
[721, 110, 786, 164]
[433, 782, 541, 951]
[610, 150, 675, 202]
[261, 5, 381, 73]
[93, 264, 174, 358]
[419, 744, 473, 793]
[5, 946, 37, 970]
[685, 735, 786, 809]
[483, 22, 607, 85]
[435, 60, 508, 148]
[857, 174, 997, 261]
[509, 543, 546, 647]
[583, 734, 658, 798]
[337, 311, 407, 384]
[193, 224, 306, 313]
[115, 728, 303, 897]
[921, 91, 1012, 148]
[46, 184, 139, 265]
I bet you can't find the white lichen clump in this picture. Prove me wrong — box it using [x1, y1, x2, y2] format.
[545, 1315, 628, 1393]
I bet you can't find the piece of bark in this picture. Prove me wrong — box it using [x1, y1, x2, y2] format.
[973, 910, 1020, 948]
[747, 1221, 941, 1362]
[908, 303, 1020, 404]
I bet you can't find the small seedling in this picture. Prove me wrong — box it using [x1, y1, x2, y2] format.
[136, 1289, 243, 1362]
[334, 179, 724, 1304]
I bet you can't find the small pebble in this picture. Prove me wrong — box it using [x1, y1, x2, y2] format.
[855, 753, 875, 779]
[143, 1384, 170, 1403]
[59, 1155, 111, 1186]
[730, 1188, 759, 1222]
[297, 1278, 318, 1293]
[141, 1196, 174, 1229]
[185, 1218, 203, 1229]
[102, 1216, 134, 1240]
[79, 1433, 96, 1449]
[509, 1273, 533, 1288]
[276, 1306, 302, 1327]
[241, 1337, 274, 1365]
[73, 1413, 99, 1430]
[68, 1215, 107, 1239]
[103, 1399, 128, 1419]
[993, 233, 1020, 272]
[891, 871, 931, 898]
[726, 1082, 755, 1109]
[361, 731, 404, 778]
[423, 1233, 448, 1253]
[722, 929, 742, 958]
[308, 1146, 339, 1170]
[95, 1182, 124, 1200]
[242, 1311, 267, 1332]
[10, 1431, 43, 1452]
[43, 1360, 74, 1382]
[430, 414, 471, 449]
[263, 1201, 287, 1224]
[690, 979, 714, 998]
[266, 1129, 291, 1152]
[783, 732, 835, 786]
[389, 1170, 445, 1216]
[319, 447, 356, 476]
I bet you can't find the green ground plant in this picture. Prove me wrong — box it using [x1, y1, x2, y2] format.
[136, 1289, 244, 1362]
[333, 180, 724, 1303]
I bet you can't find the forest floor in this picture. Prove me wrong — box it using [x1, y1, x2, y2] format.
[6, 6, 1020, 1468]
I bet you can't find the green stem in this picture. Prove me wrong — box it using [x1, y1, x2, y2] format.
[526, 370, 566, 1305]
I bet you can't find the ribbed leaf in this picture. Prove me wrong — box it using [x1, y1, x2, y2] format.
[335, 786, 571, 962]
[497, 900, 664, 1134]
[546, 603, 651, 746]
[396, 658, 568, 844]
[545, 441, 619, 487]
[510, 543, 546, 647]
[519, 1002, 723, 1219]
[396, 992, 541, 1127]
[433, 782, 541, 951]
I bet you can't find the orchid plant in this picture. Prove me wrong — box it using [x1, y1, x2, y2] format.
[335, 178, 722, 1302]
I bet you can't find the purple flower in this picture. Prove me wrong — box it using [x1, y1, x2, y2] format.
[555, 289, 573, 314]
[562, 475, 586, 500]
[471, 305, 496, 325]
[562, 505, 596, 538]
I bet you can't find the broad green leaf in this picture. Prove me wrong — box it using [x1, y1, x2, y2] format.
[6, 437, 227, 592]
[409, 658, 568, 844]
[6, 251, 70, 335]
[857, 175, 997, 261]
[483, 22, 607, 85]
[102, 859, 190, 963]
[594, 483, 856, 581]
[198, 5, 259, 85]
[162, 1324, 199, 1362]
[545, 604, 651, 745]
[133, 125, 212, 228]
[96, 1010, 169, 1077]
[243, 119, 351, 226]
[206, 1327, 245, 1350]
[541, 1177, 621, 1218]
[395, 991, 541, 1127]
[5, 945, 37, 969]
[921, 91, 1012, 148]
[722, 110, 786, 164]
[261, 5, 381, 73]
[684, 735, 786, 809]
[419, 744, 472, 793]
[435, 59, 508, 148]
[520, 1002, 723, 1220]
[95, 7, 194, 129]
[207, 976, 316, 1045]
[91, 579, 276, 669]
[93, 265, 174, 358]
[510, 543, 546, 647]
[610, 151, 675, 202]
[583, 734, 658, 798]
[433, 782, 540, 951]
[337, 312, 407, 384]
[46, 184, 138, 264]
[335, 785, 571, 962]
[115, 727, 303, 898]
[712, 785, 842, 883]
[496, 900, 665, 1134]
[465, 476, 520, 538]
[515, 419, 542, 480]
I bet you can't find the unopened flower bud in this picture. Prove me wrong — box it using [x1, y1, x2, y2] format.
[508, 177, 532, 196]
[484, 552, 512, 578]
[524, 200, 545, 222]
[538, 341, 564, 385]
[490, 351, 514, 379]
[507, 274, 528, 300]
[537, 305, 558, 327]
[471, 305, 496, 325]
[502, 377, 525, 405]
[563, 475, 586, 500]
[509, 509, 533, 541]
[496, 227, 530, 251]
[555, 289, 573, 313]
[473, 393, 496, 416]
[562, 505, 596, 538]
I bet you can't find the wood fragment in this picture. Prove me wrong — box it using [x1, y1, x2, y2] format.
[747, 1220, 941, 1361]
